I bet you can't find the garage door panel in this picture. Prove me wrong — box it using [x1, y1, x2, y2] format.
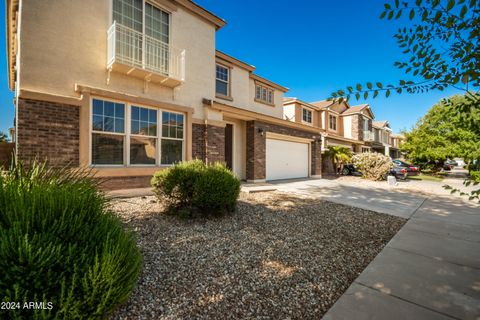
[266, 139, 309, 180]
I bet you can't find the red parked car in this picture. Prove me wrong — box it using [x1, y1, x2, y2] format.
[392, 159, 419, 176]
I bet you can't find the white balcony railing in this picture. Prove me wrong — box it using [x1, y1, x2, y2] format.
[107, 22, 185, 85]
[363, 130, 374, 141]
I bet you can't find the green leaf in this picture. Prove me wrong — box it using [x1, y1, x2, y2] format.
[376, 82, 383, 89]
[388, 10, 394, 19]
[380, 10, 387, 19]
[446, 0, 455, 11]
[460, 5, 468, 17]
[434, 11, 442, 21]
[395, 9, 403, 19]
[364, 92, 369, 99]
[395, 0, 399, 7]
[384, 3, 391, 9]
[367, 82, 373, 89]
[355, 93, 361, 100]
[409, 9, 415, 19]
[356, 84, 362, 91]
[415, 0, 422, 5]
[386, 89, 391, 97]
[373, 90, 379, 98]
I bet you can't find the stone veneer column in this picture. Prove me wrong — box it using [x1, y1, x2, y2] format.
[17, 98, 80, 166]
[311, 139, 322, 177]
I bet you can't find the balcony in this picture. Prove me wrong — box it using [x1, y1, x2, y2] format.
[107, 22, 185, 88]
[363, 130, 374, 141]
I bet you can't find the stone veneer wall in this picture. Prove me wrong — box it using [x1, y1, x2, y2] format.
[17, 98, 80, 166]
[246, 120, 322, 181]
[351, 115, 362, 141]
[192, 123, 225, 164]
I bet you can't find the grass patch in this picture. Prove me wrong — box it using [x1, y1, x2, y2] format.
[408, 174, 444, 182]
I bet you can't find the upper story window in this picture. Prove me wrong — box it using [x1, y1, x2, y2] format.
[329, 114, 337, 131]
[113, 0, 170, 43]
[302, 108, 312, 124]
[255, 84, 274, 105]
[91, 98, 184, 166]
[216, 64, 230, 97]
[363, 117, 369, 132]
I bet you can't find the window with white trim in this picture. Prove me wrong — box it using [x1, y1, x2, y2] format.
[113, 0, 169, 43]
[255, 84, 274, 104]
[329, 114, 337, 131]
[302, 108, 312, 124]
[216, 64, 230, 96]
[91, 98, 184, 166]
[130, 106, 157, 165]
[112, 0, 170, 70]
[92, 99, 125, 165]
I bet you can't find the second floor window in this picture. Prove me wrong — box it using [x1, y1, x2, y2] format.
[363, 117, 369, 132]
[302, 108, 312, 123]
[216, 64, 230, 96]
[329, 115, 337, 131]
[112, 0, 170, 72]
[255, 84, 274, 105]
[113, 0, 169, 43]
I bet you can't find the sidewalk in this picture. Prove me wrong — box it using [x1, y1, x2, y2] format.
[323, 195, 480, 320]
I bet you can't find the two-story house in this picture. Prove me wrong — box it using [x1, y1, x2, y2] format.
[389, 133, 405, 159]
[282, 98, 376, 173]
[371, 121, 393, 156]
[6, 0, 322, 188]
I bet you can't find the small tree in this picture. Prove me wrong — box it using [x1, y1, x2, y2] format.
[330, 0, 479, 201]
[0, 131, 8, 143]
[326, 146, 352, 174]
[352, 153, 394, 181]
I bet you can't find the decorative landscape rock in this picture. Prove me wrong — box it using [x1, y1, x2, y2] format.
[110, 192, 405, 319]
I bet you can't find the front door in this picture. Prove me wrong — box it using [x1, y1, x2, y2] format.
[225, 124, 233, 170]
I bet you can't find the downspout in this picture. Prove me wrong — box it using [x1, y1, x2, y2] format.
[204, 118, 208, 164]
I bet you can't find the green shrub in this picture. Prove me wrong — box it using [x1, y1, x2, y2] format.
[151, 160, 241, 217]
[352, 152, 393, 181]
[0, 162, 142, 319]
[470, 171, 480, 182]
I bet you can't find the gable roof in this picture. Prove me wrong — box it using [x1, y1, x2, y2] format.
[310, 100, 334, 109]
[342, 104, 375, 119]
[372, 120, 391, 130]
[283, 97, 320, 110]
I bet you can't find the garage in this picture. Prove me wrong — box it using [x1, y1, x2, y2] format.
[266, 138, 309, 180]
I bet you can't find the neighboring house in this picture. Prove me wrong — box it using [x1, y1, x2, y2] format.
[389, 133, 405, 159]
[283, 99, 375, 153]
[8, 127, 15, 143]
[6, 0, 322, 188]
[371, 121, 393, 156]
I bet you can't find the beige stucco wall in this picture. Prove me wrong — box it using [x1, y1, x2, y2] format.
[18, 0, 216, 120]
[220, 65, 284, 118]
[343, 116, 352, 139]
[283, 103, 296, 121]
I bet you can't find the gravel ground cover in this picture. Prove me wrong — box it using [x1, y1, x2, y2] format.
[110, 192, 405, 320]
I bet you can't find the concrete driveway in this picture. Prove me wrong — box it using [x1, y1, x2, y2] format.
[267, 178, 480, 320]
[271, 178, 428, 219]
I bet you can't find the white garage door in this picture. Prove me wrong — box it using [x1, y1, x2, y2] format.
[266, 138, 309, 180]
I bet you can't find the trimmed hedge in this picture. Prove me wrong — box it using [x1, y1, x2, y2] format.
[0, 162, 142, 319]
[151, 160, 241, 217]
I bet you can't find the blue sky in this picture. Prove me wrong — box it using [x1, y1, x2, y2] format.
[0, 0, 461, 136]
